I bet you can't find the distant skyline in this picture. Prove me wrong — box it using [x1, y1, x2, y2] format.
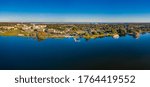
[0, 0, 150, 22]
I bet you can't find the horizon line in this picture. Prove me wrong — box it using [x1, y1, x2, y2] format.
[1, 22, 150, 24]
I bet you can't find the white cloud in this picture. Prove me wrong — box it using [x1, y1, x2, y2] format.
[0, 13, 150, 22]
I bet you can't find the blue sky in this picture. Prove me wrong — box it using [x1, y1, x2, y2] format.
[0, 0, 150, 22]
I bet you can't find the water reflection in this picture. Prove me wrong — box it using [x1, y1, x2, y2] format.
[0, 33, 150, 70]
[73, 33, 149, 42]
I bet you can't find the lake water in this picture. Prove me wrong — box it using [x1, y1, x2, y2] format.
[0, 33, 150, 70]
